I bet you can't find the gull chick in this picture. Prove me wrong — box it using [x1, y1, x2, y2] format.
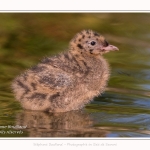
[12, 30, 119, 112]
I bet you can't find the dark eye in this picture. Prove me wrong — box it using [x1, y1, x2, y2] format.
[90, 41, 96, 46]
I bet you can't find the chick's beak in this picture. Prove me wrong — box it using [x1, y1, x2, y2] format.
[102, 44, 119, 52]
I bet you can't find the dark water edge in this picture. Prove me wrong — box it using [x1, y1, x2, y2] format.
[0, 13, 150, 137]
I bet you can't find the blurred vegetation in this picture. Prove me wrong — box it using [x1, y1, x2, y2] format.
[0, 13, 150, 137]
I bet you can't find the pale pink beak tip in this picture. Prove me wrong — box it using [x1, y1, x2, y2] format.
[103, 45, 119, 51]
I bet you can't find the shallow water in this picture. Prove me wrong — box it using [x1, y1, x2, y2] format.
[0, 13, 150, 137]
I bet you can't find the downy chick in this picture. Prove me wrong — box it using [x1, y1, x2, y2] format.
[12, 30, 119, 112]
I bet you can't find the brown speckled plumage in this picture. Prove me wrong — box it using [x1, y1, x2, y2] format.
[12, 30, 118, 112]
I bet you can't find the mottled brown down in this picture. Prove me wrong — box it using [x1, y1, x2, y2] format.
[12, 30, 118, 112]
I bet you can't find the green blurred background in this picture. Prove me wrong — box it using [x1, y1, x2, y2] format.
[0, 13, 150, 137]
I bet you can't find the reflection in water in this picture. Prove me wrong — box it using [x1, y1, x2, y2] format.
[15, 110, 109, 137]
